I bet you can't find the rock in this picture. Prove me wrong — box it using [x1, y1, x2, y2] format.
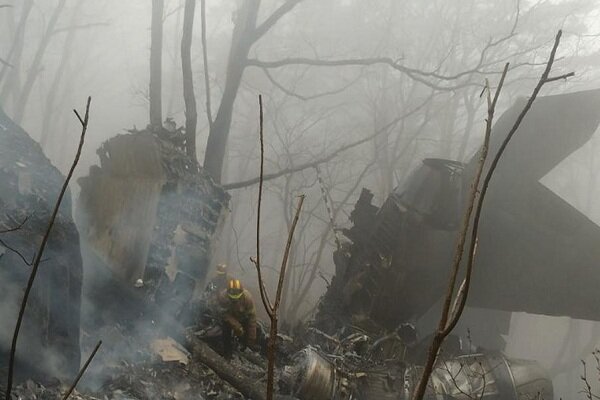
[0, 105, 82, 381]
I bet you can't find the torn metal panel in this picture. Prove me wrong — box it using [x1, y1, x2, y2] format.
[284, 336, 552, 400]
[316, 89, 600, 337]
[77, 129, 229, 328]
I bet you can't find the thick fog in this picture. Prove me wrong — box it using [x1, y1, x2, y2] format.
[3, 0, 600, 398]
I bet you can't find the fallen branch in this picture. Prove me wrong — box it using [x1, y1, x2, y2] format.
[184, 332, 267, 400]
[61, 340, 102, 400]
[5, 97, 91, 400]
[107, 293, 270, 400]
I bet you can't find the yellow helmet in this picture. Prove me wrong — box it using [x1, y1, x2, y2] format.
[227, 279, 244, 300]
[216, 263, 227, 275]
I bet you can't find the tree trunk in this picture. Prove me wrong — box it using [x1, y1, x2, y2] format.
[12, 0, 67, 124]
[203, 0, 260, 183]
[181, 0, 197, 161]
[166, 0, 183, 117]
[40, 0, 86, 149]
[0, 0, 33, 93]
[150, 0, 164, 128]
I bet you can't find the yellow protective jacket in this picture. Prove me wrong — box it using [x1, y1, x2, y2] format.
[218, 289, 257, 343]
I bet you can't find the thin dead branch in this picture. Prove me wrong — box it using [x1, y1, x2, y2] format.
[252, 94, 274, 315]
[250, 95, 305, 400]
[248, 57, 477, 91]
[444, 30, 573, 336]
[61, 340, 102, 400]
[411, 30, 573, 400]
[51, 22, 110, 36]
[253, 0, 304, 40]
[0, 216, 33, 266]
[0, 238, 31, 266]
[262, 67, 362, 101]
[5, 97, 91, 400]
[265, 194, 304, 400]
[223, 93, 434, 190]
[0, 56, 12, 68]
[0, 216, 29, 234]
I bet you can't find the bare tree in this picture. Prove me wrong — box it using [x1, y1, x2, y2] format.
[203, 0, 304, 182]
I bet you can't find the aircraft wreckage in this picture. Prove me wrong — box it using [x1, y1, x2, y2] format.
[282, 88, 600, 399]
[3, 89, 600, 399]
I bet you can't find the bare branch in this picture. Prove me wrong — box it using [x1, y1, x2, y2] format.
[163, 3, 184, 21]
[253, 0, 304, 40]
[0, 237, 32, 266]
[265, 195, 304, 400]
[61, 340, 102, 400]
[0, 216, 30, 234]
[253, 95, 274, 316]
[412, 30, 572, 400]
[0, 56, 12, 68]
[6, 97, 91, 400]
[223, 93, 434, 190]
[543, 71, 575, 83]
[410, 64, 507, 400]
[247, 57, 480, 91]
[274, 195, 305, 310]
[445, 30, 571, 336]
[51, 22, 110, 36]
[262, 67, 361, 101]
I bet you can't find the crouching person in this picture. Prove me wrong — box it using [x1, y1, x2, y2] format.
[218, 279, 257, 359]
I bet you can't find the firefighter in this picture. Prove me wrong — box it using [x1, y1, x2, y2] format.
[205, 263, 233, 294]
[195, 263, 234, 331]
[218, 279, 257, 358]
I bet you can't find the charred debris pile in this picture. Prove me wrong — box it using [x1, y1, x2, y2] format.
[0, 111, 556, 400]
[9, 88, 600, 398]
[77, 124, 229, 329]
